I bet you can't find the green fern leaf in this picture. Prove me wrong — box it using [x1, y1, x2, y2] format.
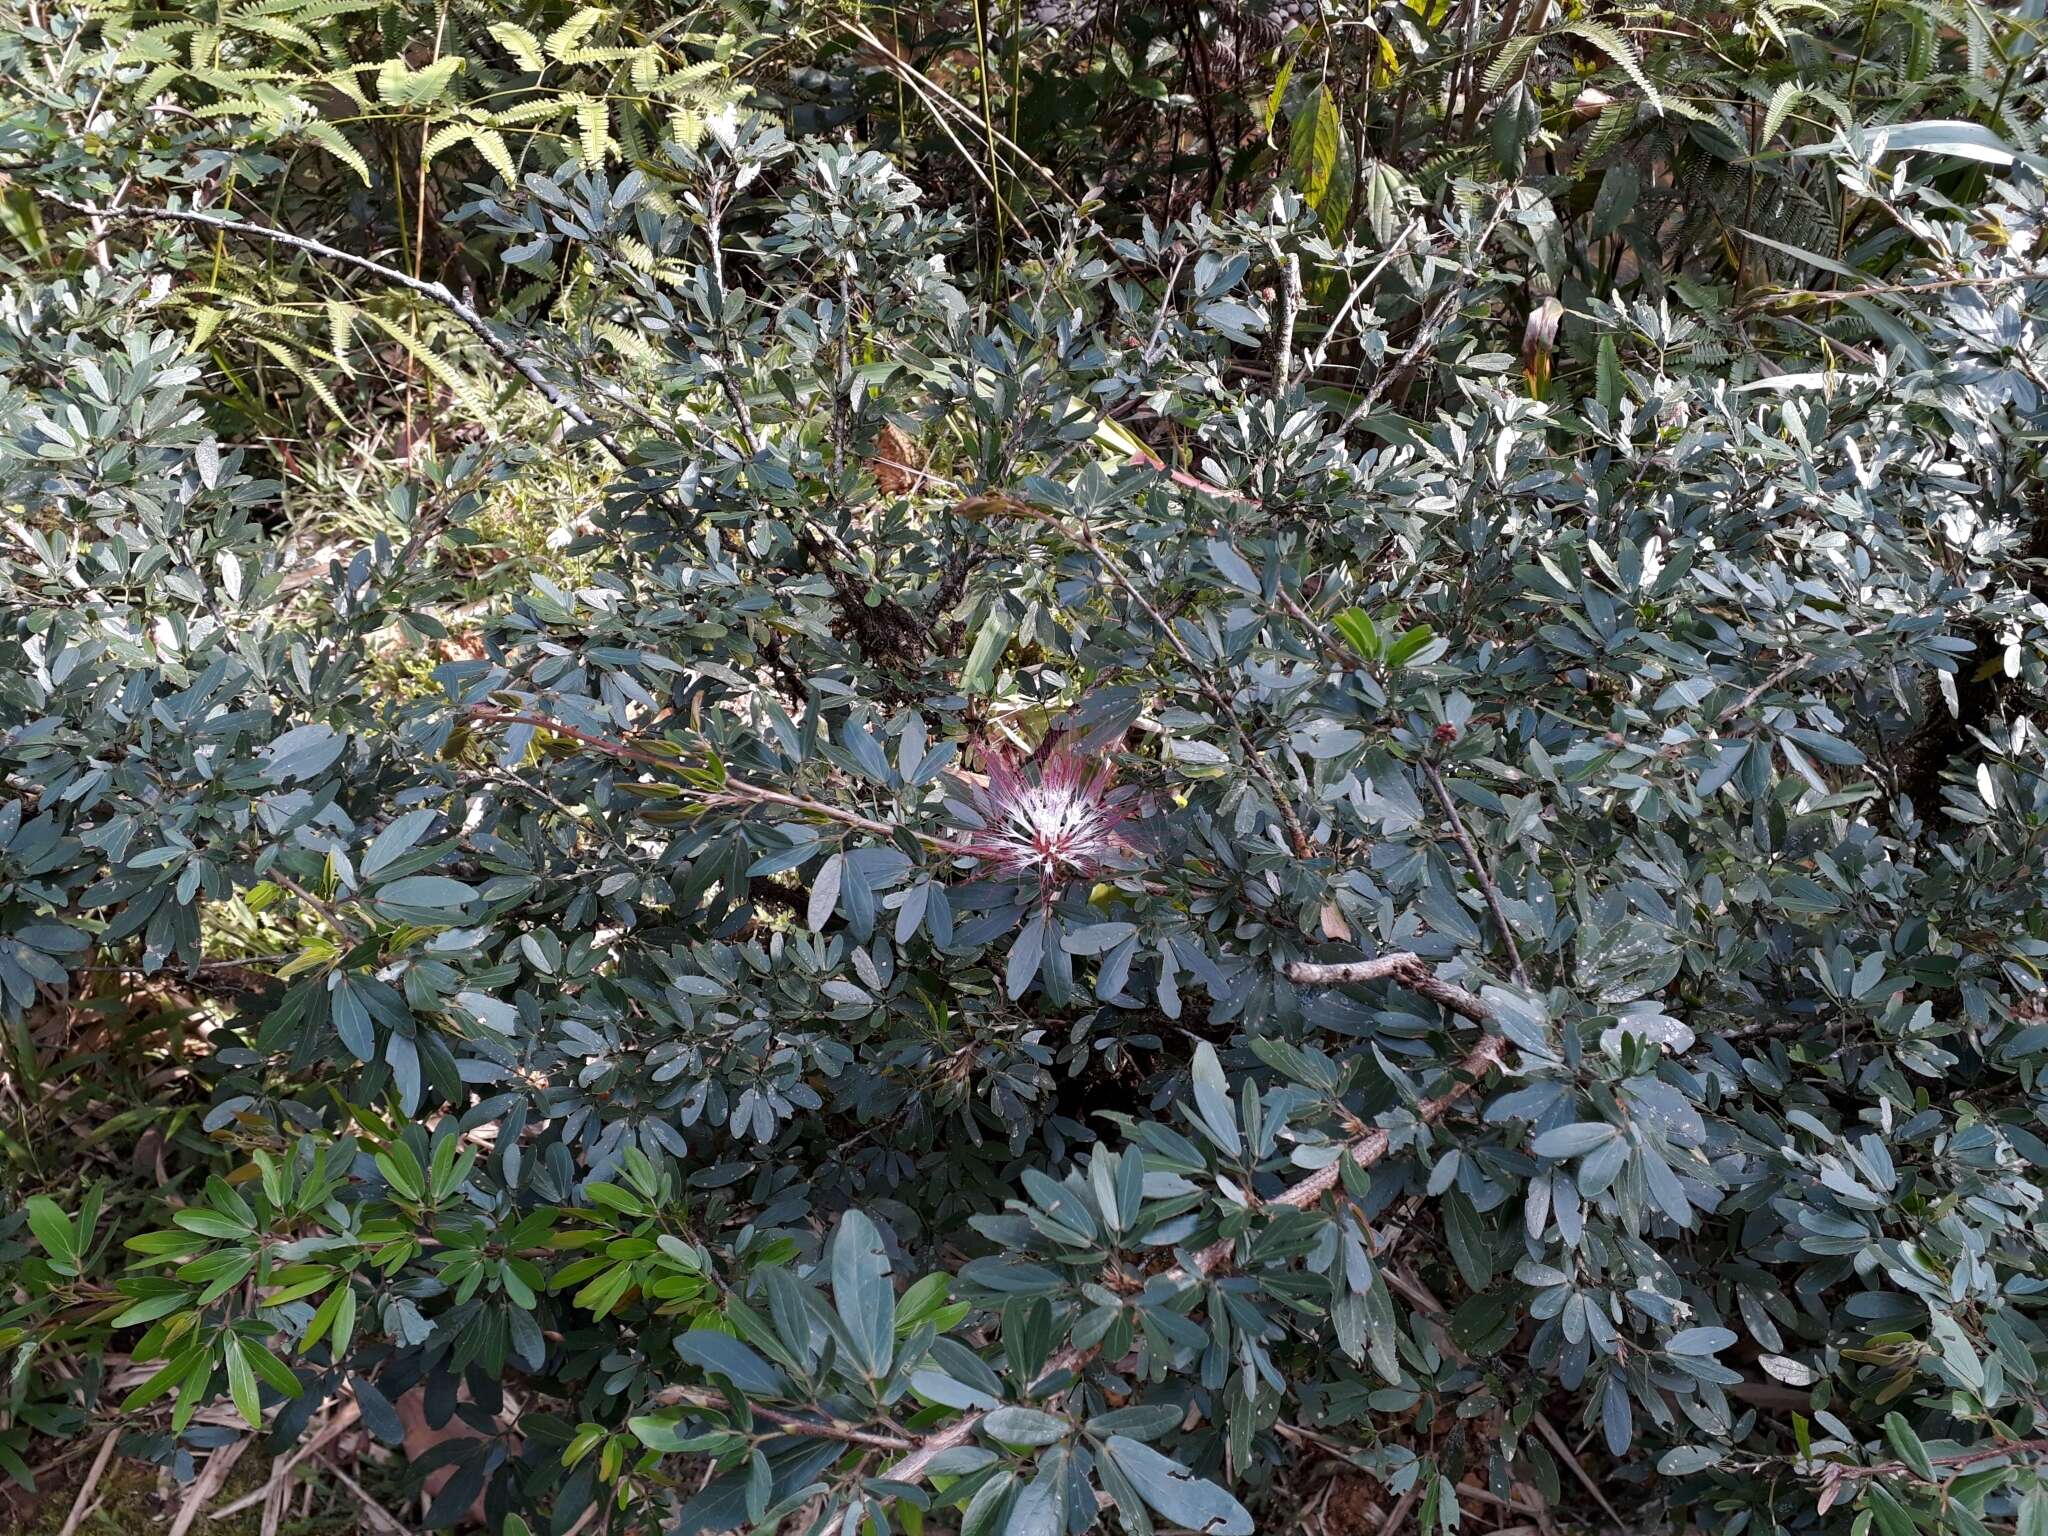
[1761, 82, 1804, 145]
[1564, 20, 1665, 114]
[1569, 101, 1635, 179]
[544, 8, 605, 62]
[490, 98, 570, 127]
[376, 54, 464, 109]
[469, 127, 516, 184]
[575, 96, 611, 169]
[362, 312, 491, 417]
[301, 118, 370, 185]
[488, 21, 546, 72]
[325, 300, 356, 374]
[421, 121, 472, 168]
[1482, 34, 1542, 96]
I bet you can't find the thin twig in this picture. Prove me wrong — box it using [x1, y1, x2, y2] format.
[1731, 272, 2032, 320]
[834, 17, 1082, 212]
[466, 707, 979, 857]
[1142, 249, 1189, 368]
[1531, 1409, 1625, 1528]
[1380, 1265, 1600, 1530]
[1339, 201, 1510, 434]
[700, 184, 764, 462]
[268, 874, 361, 946]
[1820, 1436, 2048, 1484]
[1375, 1482, 1423, 1535]
[1304, 218, 1427, 378]
[55, 1431, 118, 1536]
[1422, 760, 1529, 987]
[646, 1389, 916, 1450]
[309, 1453, 409, 1536]
[1282, 952, 1492, 1024]
[1714, 654, 1809, 724]
[209, 1402, 361, 1521]
[167, 1437, 251, 1536]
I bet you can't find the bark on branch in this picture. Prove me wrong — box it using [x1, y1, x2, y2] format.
[464, 707, 981, 856]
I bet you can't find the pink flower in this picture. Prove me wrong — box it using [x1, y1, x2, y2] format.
[959, 747, 1129, 899]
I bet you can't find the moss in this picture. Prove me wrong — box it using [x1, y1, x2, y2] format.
[15, 1450, 362, 1536]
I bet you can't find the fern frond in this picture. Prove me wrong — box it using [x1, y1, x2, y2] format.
[361, 312, 492, 417]
[1482, 33, 1542, 95]
[1761, 81, 1804, 145]
[552, 45, 645, 66]
[593, 318, 660, 363]
[255, 337, 349, 418]
[488, 21, 546, 73]
[1563, 20, 1665, 113]
[325, 300, 356, 374]
[300, 118, 370, 184]
[490, 98, 572, 126]
[1570, 101, 1636, 179]
[544, 8, 605, 61]
[469, 126, 516, 184]
[574, 96, 611, 169]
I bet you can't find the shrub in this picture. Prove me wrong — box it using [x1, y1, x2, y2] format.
[8, 4, 2048, 1534]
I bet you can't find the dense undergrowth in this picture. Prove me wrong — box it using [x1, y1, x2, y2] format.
[6, 1, 2048, 1533]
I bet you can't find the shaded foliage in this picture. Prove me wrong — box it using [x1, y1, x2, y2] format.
[6, 2, 2048, 1534]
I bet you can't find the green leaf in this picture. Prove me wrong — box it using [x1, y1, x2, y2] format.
[23, 1197, 75, 1268]
[628, 1414, 743, 1454]
[829, 1210, 895, 1378]
[375, 1145, 424, 1202]
[1384, 624, 1435, 668]
[962, 608, 1015, 695]
[1596, 334, 1622, 414]
[1532, 1123, 1617, 1158]
[1733, 228, 1867, 285]
[981, 1405, 1069, 1447]
[172, 1208, 253, 1239]
[1102, 1437, 1253, 1536]
[1442, 1191, 1494, 1291]
[1261, 56, 1294, 137]
[1206, 538, 1259, 594]
[1665, 1327, 1736, 1356]
[1883, 1413, 1936, 1481]
[1333, 607, 1380, 661]
[362, 808, 438, 878]
[1188, 1042, 1241, 1159]
[225, 1337, 262, 1428]
[1865, 1481, 1921, 1536]
[1590, 163, 1638, 239]
[896, 1272, 967, 1335]
[1288, 86, 1343, 207]
[1867, 119, 2019, 166]
[371, 874, 478, 920]
[807, 853, 843, 933]
[488, 21, 546, 71]
[1491, 81, 1540, 178]
[675, 1330, 786, 1395]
